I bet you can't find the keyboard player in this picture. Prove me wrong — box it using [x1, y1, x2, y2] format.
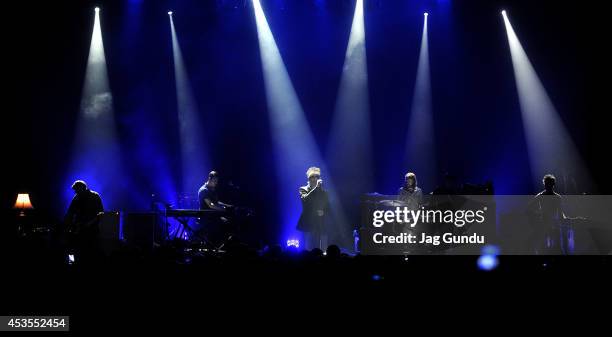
[198, 170, 233, 211]
[198, 171, 234, 244]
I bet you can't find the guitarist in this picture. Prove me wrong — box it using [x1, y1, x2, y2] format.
[64, 180, 104, 263]
[528, 174, 579, 254]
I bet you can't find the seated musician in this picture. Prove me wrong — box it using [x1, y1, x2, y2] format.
[198, 171, 233, 211]
[398, 172, 423, 209]
[198, 171, 233, 244]
[64, 180, 104, 263]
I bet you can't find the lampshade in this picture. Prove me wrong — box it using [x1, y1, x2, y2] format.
[14, 193, 34, 210]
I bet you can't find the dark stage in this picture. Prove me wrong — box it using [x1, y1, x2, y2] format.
[2, 0, 612, 329]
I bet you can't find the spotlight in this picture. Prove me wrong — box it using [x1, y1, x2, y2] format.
[404, 4, 436, 191]
[501, 10, 506, 16]
[326, 0, 372, 234]
[477, 254, 499, 271]
[503, 8, 592, 190]
[253, 0, 339, 243]
[286, 239, 300, 248]
[68, 2, 124, 210]
[169, 8, 209, 193]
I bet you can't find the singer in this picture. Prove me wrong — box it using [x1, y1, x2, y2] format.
[297, 166, 329, 250]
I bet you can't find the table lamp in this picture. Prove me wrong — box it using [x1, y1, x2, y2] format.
[14, 193, 34, 216]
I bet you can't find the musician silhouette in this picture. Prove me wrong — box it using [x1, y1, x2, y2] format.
[530, 174, 571, 254]
[297, 167, 329, 250]
[64, 180, 104, 264]
[198, 171, 232, 211]
[198, 171, 234, 246]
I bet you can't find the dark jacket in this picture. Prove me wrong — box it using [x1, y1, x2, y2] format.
[297, 184, 329, 232]
[65, 189, 104, 234]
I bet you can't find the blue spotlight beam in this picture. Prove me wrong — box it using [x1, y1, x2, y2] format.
[326, 0, 372, 246]
[252, 0, 348, 244]
[405, 13, 436, 190]
[327, 0, 374, 200]
[170, 14, 209, 193]
[67, 8, 124, 209]
[502, 11, 592, 192]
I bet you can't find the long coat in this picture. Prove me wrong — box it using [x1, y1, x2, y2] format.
[297, 185, 329, 233]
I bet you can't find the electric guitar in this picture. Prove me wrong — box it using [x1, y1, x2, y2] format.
[67, 212, 104, 236]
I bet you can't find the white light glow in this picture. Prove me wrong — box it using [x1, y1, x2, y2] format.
[252, 0, 347, 243]
[405, 11, 436, 190]
[68, 8, 123, 209]
[169, 14, 208, 192]
[503, 13, 592, 192]
[326, 0, 372, 240]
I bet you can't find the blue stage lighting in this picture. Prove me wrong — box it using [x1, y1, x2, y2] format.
[326, 0, 371, 247]
[404, 9, 436, 191]
[286, 239, 300, 248]
[502, 10, 593, 191]
[252, 0, 339, 244]
[169, 12, 209, 193]
[477, 254, 499, 271]
[481, 244, 500, 256]
[67, 5, 124, 209]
